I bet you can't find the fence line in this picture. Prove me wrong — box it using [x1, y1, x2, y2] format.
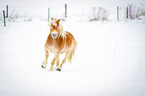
[1, 4, 145, 25]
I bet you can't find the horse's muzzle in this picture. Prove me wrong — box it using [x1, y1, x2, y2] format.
[52, 31, 58, 39]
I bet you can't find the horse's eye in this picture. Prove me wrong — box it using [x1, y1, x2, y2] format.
[51, 25, 52, 27]
[58, 25, 59, 27]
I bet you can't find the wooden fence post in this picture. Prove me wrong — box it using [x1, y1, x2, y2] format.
[3, 10, 6, 26]
[126, 7, 129, 19]
[117, 6, 119, 21]
[48, 8, 50, 21]
[6, 5, 8, 18]
[65, 4, 67, 18]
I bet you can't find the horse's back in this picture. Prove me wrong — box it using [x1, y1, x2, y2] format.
[59, 32, 75, 53]
[65, 31, 75, 48]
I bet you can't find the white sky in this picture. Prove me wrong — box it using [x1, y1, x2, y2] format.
[0, 0, 145, 8]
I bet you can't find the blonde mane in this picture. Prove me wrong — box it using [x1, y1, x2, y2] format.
[48, 18, 66, 38]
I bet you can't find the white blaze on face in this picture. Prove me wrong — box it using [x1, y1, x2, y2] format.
[53, 22, 57, 27]
[52, 31, 58, 39]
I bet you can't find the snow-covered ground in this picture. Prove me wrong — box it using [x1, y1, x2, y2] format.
[0, 20, 145, 96]
[0, 0, 145, 96]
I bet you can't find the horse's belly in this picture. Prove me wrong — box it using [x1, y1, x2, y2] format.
[60, 42, 74, 54]
[48, 46, 67, 54]
[47, 45, 70, 54]
[48, 46, 59, 53]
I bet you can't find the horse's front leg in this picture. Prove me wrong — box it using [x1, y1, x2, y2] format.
[56, 56, 60, 69]
[42, 47, 49, 69]
[50, 52, 60, 71]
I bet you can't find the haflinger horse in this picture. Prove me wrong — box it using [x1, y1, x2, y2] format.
[42, 18, 77, 71]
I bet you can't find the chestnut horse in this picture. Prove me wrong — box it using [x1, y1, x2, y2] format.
[42, 18, 77, 71]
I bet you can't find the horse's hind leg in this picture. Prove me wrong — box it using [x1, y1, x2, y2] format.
[42, 47, 49, 69]
[57, 51, 71, 71]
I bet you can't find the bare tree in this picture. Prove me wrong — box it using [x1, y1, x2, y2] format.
[89, 7, 109, 21]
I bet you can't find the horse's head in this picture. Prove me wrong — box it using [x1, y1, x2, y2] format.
[49, 19, 61, 39]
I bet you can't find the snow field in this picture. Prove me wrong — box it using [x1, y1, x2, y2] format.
[0, 21, 145, 96]
[0, 0, 145, 95]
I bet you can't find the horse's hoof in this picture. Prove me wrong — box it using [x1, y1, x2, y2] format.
[42, 65, 46, 69]
[56, 68, 61, 71]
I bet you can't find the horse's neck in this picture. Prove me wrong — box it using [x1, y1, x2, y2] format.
[59, 25, 66, 38]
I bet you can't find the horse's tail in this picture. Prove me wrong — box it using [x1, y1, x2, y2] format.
[68, 40, 78, 63]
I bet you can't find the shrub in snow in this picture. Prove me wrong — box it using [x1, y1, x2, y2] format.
[23, 10, 33, 22]
[7, 9, 20, 22]
[127, 4, 145, 19]
[89, 7, 109, 21]
[0, 13, 2, 22]
[8, 9, 33, 22]
[3, 8, 48, 22]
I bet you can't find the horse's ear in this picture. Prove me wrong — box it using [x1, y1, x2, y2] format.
[56, 19, 61, 26]
[58, 19, 61, 22]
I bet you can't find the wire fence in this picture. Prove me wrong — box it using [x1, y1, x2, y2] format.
[1, 3, 145, 26]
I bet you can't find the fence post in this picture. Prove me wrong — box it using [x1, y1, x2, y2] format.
[65, 4, 67, 18]
[3, 10, 6, 26]
[117, 6, 119, 21]
[6, 5, 8, 18]
[48, 8, 50, 22]
[126, 7, 129, 19]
